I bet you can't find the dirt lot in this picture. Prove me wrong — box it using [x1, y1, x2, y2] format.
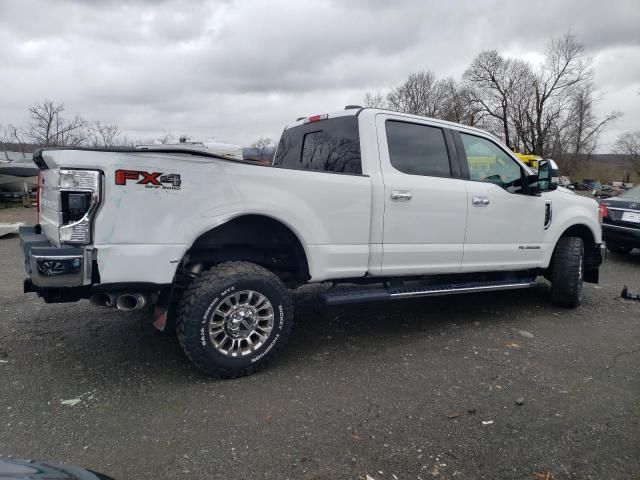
[0, 207, 638, 480]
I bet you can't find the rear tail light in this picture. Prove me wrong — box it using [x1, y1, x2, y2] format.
[598, 203, 608, 223]
[58, 169, 101, 244]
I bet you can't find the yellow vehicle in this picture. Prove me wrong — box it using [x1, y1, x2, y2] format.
[465, 146, 541, 185]
[466, 152, 540, 188]
[514, 152, 542, 171]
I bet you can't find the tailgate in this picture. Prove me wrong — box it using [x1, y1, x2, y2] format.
[38, 168, 62, 246]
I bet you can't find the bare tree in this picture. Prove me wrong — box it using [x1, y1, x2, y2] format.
[25, 100, 88, 146]
[561, 84, 619, 157]
[250, 137, 275, 162]
[386, 71, 449, 117]
[0, 123, 25, 151]
[507, 68, 537, 153]
[156, 132, 174, 144]
[528, 32, 593, 156]
[366, 75, 483, 126]
[300, 131, 360, 173]
[614, 131, 640, 176]
[464, 33, 600, 158]
[88, 121, 121, 147]
[363, 91, 387, 109]
[439, 77, 485, 126]
[464, 51, 532, 148]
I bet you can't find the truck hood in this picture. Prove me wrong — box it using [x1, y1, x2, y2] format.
[556, 186, 576, 195]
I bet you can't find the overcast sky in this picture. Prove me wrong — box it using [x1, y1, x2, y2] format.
[1, 0, 638, 151]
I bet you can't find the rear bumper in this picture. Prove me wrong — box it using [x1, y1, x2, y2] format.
[20, 225, 170, 304]
[20, 225, 92, 301]
[602, 223, 640, 247]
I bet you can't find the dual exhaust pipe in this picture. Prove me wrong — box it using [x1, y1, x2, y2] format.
[90, 292, 156, 312]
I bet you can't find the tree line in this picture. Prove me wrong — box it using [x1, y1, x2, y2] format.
[1, 100, 124, 150]
[364, 32, 639, 176]
[0, 100, 187, 151]
[2, 32, 637, 176]
[0, 99, 277, 158]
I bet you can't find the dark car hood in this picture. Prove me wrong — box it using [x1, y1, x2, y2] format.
[0, 459, 113, 480]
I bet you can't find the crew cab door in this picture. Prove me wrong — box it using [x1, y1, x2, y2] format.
[376, 114, 467, 275]
[453, 131, 547, 271]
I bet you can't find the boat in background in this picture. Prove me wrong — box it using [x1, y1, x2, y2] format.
[0, 151, 38, 193]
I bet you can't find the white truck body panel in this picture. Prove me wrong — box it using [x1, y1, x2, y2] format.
[462, 181, 547, 270]
[39, 149, 372, 284]
[374, 113, 468, 274]
[33, 108, 601, 287]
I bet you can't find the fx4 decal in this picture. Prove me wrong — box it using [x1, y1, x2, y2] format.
[115, 169, 181, 190]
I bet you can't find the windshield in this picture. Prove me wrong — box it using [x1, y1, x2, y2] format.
[619, 186, 640, 200]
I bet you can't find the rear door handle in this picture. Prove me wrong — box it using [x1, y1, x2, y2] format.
[472, 196, 490, 206]
[391, 190, 412, 201]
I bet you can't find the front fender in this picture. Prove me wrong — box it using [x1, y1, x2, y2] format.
[542, 195, 601, 267]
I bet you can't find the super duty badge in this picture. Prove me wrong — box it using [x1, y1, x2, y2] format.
[115, 169, 181, 190]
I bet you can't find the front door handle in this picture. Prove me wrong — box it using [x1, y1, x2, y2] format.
[391, 190, 412, 201]
[472, 196, 490, 206]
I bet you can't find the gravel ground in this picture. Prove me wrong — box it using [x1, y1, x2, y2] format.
[0, 207, 638, 480]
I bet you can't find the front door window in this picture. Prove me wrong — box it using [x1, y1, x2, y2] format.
[460, 133, 523, 193]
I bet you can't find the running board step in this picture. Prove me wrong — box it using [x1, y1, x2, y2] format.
[321, 278, 537, 306]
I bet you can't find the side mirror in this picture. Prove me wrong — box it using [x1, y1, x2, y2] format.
[537, 159, 559, 192]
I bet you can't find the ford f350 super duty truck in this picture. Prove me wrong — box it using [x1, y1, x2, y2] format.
[19, 107, 605, 378]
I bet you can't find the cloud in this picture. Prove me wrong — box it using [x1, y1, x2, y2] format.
[0, 0, 638, 148]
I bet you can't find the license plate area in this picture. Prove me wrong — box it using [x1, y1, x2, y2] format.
[621, 211, 640, 223]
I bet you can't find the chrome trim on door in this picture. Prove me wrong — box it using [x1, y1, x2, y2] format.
[472, 196, 489, 206]
[391, 190, 412, 201]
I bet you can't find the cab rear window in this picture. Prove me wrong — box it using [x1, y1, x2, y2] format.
[274, 116, 362, 174]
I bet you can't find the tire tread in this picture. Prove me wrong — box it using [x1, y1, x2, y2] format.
[176, 261, 293, 378]
[550, 237, 584, 308]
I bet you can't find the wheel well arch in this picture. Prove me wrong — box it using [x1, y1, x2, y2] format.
[558, 223, 596, 251]
[550, 223, 601, 284]
[183, 214, 310, 284]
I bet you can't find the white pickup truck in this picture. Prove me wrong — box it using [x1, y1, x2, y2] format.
[20, 107, 605, 377]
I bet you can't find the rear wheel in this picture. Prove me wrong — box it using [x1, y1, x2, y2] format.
[177, 261, 294, 378]
[606, 242, 633, 254]
[550, 237, 584, 308]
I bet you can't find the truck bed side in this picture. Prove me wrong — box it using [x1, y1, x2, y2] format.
[36, 149, 373, 284]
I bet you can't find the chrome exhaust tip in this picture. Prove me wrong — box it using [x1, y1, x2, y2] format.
[90, 293, 117, 308]
[116, 293, 147, 312]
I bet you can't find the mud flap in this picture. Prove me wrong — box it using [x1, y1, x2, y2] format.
[152, 285, 174, 331]
[584, 268, 599, 284]
[584, 243, 604, 284]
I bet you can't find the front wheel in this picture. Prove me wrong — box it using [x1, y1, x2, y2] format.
[549, 237, 584, 308]
[177, 261, 294, 378]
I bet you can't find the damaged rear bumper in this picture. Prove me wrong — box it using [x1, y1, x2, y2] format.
[20, 225, 93, 302]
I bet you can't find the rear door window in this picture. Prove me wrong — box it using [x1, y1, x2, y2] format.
[274, 116, 362, 174]
[385, 120, 451, 177]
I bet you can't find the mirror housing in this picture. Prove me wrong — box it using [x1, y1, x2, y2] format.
[536, 159, 559, 193]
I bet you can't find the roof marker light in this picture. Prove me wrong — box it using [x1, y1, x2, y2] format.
[303, 114, 328, 124]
